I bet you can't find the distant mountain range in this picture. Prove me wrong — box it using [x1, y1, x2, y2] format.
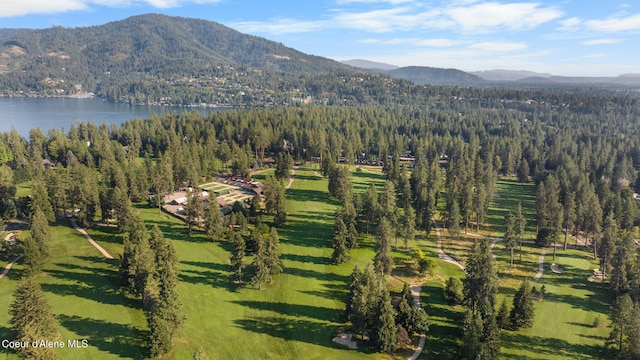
[1, 13, 639, 104]
[342, 60, 640, 88]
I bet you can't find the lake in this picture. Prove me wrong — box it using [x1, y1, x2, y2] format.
[0, 97, 218, 138]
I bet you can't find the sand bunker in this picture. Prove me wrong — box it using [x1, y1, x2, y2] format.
[551, 263, 564, 274]
[332, 333, 358, 349]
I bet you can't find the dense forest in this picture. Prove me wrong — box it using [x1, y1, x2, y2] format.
[1, 81, 640, 357]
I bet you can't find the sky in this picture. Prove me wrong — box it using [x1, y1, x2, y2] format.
[1, 0, 640, 76]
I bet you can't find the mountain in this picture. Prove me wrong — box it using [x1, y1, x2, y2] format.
[471, 69, 552, 81]
[341, 59, 398, 71]
[387, 66, 485, 86]
[0, 14, 356, 101]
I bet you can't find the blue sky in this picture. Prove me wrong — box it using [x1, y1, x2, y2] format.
[1, 0, 639, 76]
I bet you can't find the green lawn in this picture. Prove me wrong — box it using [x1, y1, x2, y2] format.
[0, 171, 614, 360]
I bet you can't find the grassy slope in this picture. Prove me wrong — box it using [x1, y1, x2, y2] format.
[436, 176, 612, 359]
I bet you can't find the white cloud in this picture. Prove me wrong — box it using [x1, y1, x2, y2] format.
[585, 13, 640, 32]
[233, 1, 562, 36]
[580, 38, 622, 45]
[335, 0, 414, 4]
[585, 53, 611, 58]
[360, 37, 462, 47]
[0, 0, 222, 17]
[469, 41, 528, 52]
[445, 2, 563, 32]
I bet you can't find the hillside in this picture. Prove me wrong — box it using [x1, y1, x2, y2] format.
[388, 66, 485, 86]
[0, 14, 356, 104]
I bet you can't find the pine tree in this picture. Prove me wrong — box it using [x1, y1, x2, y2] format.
[504, 212, 517, 267]
[516, 202, 526, 261]
[331, 215, 349, 264]
[203, 195, 223, 241]
[403, 205, 416, 250]
[30, 179, 54, 222]
[184, 189, 203, 235]
[250, 232, 269, 290]
[362, 184, 380, 234]
[510, 279, 535, 329]
[374, 217, 394, 275]
[447, 197, 461, 240]
[274, 152, 293, 181]
[265, 227, 283, 283]
[610, 293, 634, 353]
[463, 240, 498, 313]
[23, 208, 51, 273]
[599, 212, 618, 286]
[371, 290, 397, 353]
[9, 276, 59, 360]
[496, 298, 510, 330]
[230, 231, 246, 283]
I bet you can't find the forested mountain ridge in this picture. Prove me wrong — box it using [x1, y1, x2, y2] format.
[0, 14, 360, 105]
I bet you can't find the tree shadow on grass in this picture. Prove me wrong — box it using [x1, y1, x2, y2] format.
[41, 265, 139, 309]
[279, 219, 331, 248]
[421, 283, 464, 359]
[281, 253, 330, 265]
[501, 332, 606, 359]
[231, 300, 341, 323]
[233, 316, 342, 351]
[286, 188, 340, 207]
[300, 282, 348, 303]
[58, 315, 146, 359]
[284, 266, 349, 283]
[178, 268, 233, 290]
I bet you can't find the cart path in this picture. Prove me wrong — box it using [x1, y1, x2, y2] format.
[408, 285, 427, 360]
[70, 218, 114, 259]
[285, 169, 296, 189]
[534, 248, 549, 281]
[434, 219, 465, 271]
[1, 233, 22, 279]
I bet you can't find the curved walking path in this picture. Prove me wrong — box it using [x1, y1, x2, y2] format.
[1, 233, 22, 280]
[533, 248, 549, 281]
[408, 285, 427, 360]
[285, 169, 296, 190]
[433, 219, 465, 271]
[70, 218, 114, 259]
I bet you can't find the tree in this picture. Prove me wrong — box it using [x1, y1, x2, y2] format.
[265, 227, 284, 283]
[203, 195, 224, 241]
[374, 217, 394, 275]
[496, 298, 510, 330]
[264, 176, 287, 226]
[371, 290, 397, 353]
[445, 276, 463, 305]
[274, 152, 293, 181]
[562, 191, 577, 250]
[510, 279, 535, 329]
[361, 184, 380, 234]
[250, 232, 269, 290]
[516, 202, 526, 261]
[23, 209, 51, 273]
[184, 189, 203, 235]
[230, 231, 245, 283]
[463, 240, 498, 313]
[331, 215, 349, 264]
[447, 197, 461, 240]
[328, 166, 352, 200]
[504, 212, 517, 266]
[9, 276, 59, 360]
[30, 179, 54, 222]
[403, 205, 416, 250]
[610, 293, 634, 353]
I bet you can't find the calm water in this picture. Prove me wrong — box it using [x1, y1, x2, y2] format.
[0, 97, 216, 138]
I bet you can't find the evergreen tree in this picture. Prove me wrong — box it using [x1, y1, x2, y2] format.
[230, 231, 245, 282]
[331, 215, 349, 264]
[374, 217, 394, 275]
[250, 232, 269, 290]
[496, 298, 510, 330]
[371, 290, 397, 353]
[265, 227, 284, 283]
[599, 212, 618, 286]
[463, 240, 498, 313]
[184, 189, 203, 235]
[403, 205, 416, 250]
[444, 276, 463, 305]
[30, 179, 54, 222]
[503, 212, 517, 267]
[447, 197, 461, 240]
[610, 293, 634, 353]
[9, 276, 59, 360]
[274, 152, 293, 181]
[516, 202, 526, 261]
[361, 184, 380, 234]
[203, 195, 223, 241]
[510, 279, 535, 329]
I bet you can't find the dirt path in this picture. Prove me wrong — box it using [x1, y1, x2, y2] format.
[70, 219, 114, 259]
[408, 285, 427, 360]
[433, 219, 465, 271]
[533, 248, 549, 281]
[285, 169, 296, 189]
[0, 233, 22, 280]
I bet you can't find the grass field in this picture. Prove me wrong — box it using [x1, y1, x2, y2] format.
[0, 167, 615, 359]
